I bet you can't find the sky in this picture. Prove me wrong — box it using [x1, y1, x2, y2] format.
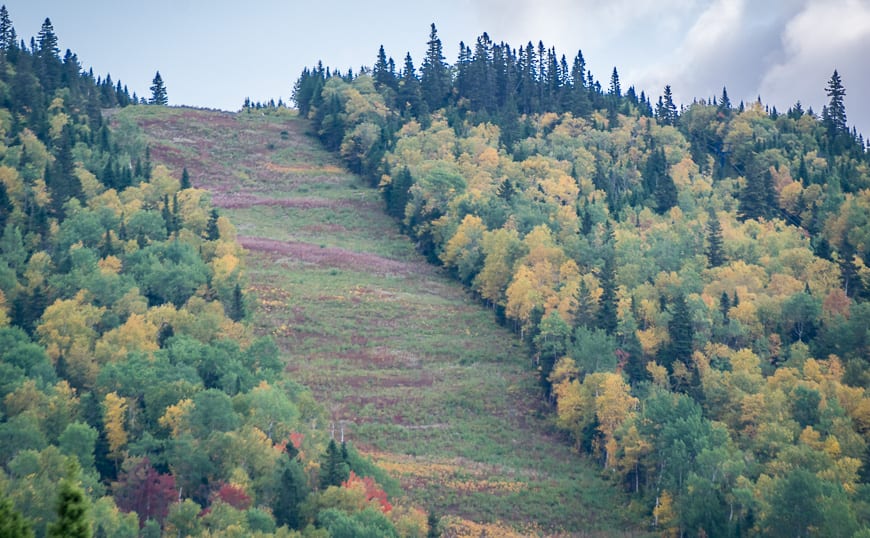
[7, 0, 870, 137]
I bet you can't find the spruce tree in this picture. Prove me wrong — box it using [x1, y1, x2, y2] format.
[274, 454, 307, 529]
[824, 70, 846, 135]
[47, 462, 91, 538]
[420, 24, 449, 111]
[149, 71, 168, 105]
[229, 283, 245, 322]
[0, 494, 34, 538]
[0, 180, 9, 231]
[597, 225, 618, 335]
[0, 5, 16, 50]
[180, 167, 191, 189]
[665, 294, 693, 373]
[206, 208, 220, 240]
[319, 439, 350, 489]
[705, 210, 725, 267]
[654, 169, 678, 214]
[426, 510, 440, 538]
[36, 18, 59, 58]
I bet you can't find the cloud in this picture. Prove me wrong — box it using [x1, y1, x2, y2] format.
[759, 0, 870, 134]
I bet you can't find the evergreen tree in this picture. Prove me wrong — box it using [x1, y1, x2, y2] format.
[0, 493, 34, 538]
[373, 45, 394, 90]
[719, 291, 730, 321]
[149, 71, 168, 105]
[36, 18, 59, 58]
[705, 209, 725, 267]
[180, 167, 191, 189]
[597, 225, 618, 335]
[206, 208, 220, 240]
[229, 283, 245, 322]
[0, 5, 15, 50]
[274, 453, 307, 529]
[384, 166, 412, 222]
[426, 510, 440, 538]
[47, 462, 91, 538]
[0, 180, 9, 231]
[397, 53, 425, 118]
[420, 24, 449, 111]
[718, 86, 731, 115]
[824, 69, 847, 135]
[655, 85, 678, 126]
[319, 439, 350, 489]
[608, 67, 621, 98]
[654, 169, 678, 214]
[738, 163, 775, 221]
[664, 294, 693, 373]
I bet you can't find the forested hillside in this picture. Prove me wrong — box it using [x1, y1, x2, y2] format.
[0, 9, 423, 538]
[294, 25, 870, 536]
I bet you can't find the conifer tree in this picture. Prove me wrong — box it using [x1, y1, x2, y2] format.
[608, 67, 621, 98]
[274, 452, 307, 529]
[824, 69, 846, 135]
[664, 294, 693, 373]
[654, 169, 678, 214]
[597, 224, 618, 335]
[420, 24, 449, 111]
[0, 5, 15, 50]
[0, 493, 34, 538]
[149, 71, 168, 105]
[180, 167, 191, 189]
[229, 283, 245, 322]
[206, 209, 220, 240]
[705, 210, 725, 267]
[47, 462, 91, 538]
[36, 18, 59, 58]
[319, 439, 350, 489]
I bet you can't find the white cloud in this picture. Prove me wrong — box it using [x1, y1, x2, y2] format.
[759, 0, 870, 131]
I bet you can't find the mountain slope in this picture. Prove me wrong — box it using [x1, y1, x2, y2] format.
[120, 105, 634, 535]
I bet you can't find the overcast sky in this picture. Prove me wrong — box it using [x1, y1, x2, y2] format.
[7, 0, 870, 136]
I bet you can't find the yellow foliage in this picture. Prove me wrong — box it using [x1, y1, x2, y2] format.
[75, 167, 103, 200]
[94, 313, 159, 364]
[159, 399, 194, 438]
[212, 253, 241, 284]
[98, 255, 123, 275]
[548, 357, 578, 387]
[25, 251, 53, 290]
[647, 362, 670, 389]
[595, 373, 638, 468]
[0, 289, 8, 327]
[654, 491, 679, 537]
[104, 391, 128, 459]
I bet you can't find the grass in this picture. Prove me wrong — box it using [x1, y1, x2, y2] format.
[119, 105, 639, 536]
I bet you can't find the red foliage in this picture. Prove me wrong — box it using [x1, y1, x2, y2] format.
[342, 471, 392, 513]
[215, 483, 252, 510]
[289, 431, 304, 449]
[113, 457, 178, 527]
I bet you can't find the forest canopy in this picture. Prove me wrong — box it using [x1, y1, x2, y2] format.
[294, 23, 870, 537]
[0, 7, 421, 538]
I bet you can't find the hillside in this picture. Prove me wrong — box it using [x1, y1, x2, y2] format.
[121, 104, 634, 535]
[287, 25, 870, 537]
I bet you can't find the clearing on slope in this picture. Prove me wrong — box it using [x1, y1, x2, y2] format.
[118, 105, 636, 535]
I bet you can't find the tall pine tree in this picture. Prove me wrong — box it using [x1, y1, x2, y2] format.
[149, 71, 167, 105]
[420, 24, 449, 111]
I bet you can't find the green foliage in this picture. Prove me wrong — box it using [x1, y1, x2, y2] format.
[295, 27, 870, 533]
[0, 493, 34, 538]
[317, 507, 398, 538]
[47, 461, 91, 538]
[149, 71, 168, 106]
